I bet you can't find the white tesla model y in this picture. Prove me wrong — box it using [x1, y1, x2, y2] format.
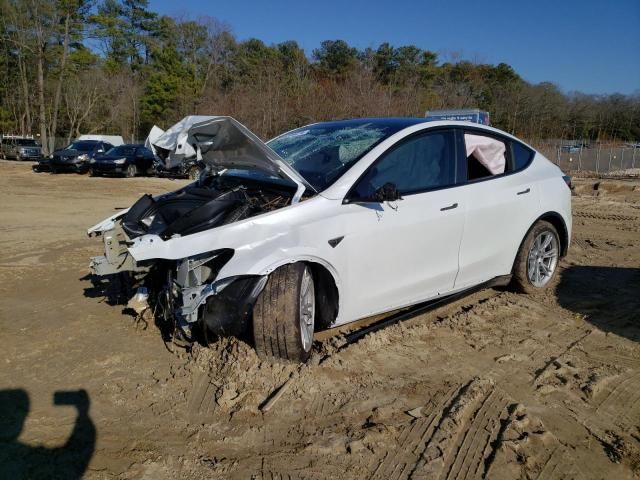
[89, 117, 571, 362]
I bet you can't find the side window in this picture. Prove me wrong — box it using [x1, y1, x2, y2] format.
[352, 130, 456, 198]
[512, 141, 534, 171]
[464, 133, 507, 181]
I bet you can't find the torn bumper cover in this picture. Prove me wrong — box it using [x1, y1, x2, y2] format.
[89, 226, 268, 337]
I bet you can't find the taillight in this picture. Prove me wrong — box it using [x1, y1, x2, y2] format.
[562, 175, 573, 190]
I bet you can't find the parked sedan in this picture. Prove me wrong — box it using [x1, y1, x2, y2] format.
[50, 140, 113, 174]
[89, 144, 156, 177]
[88, 117, 571, 362]
[0, 136, 43, 160]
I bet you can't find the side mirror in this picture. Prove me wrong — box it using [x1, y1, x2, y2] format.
[373, 182, 403, 203]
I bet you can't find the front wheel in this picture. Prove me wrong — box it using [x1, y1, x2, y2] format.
[512, 221, 561, 294]
[253, 263, 315, 363]
[125, 164, 137, 178]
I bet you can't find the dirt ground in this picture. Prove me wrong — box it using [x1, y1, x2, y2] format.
[1, 160, 639, 479]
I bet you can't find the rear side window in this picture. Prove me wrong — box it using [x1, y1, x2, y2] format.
[464, 133, 507, 181]
[352, 130, 456, 198]
[512, 141, 534, 171]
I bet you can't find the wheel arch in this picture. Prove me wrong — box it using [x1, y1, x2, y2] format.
[513, 211, 569, 270]
[259, 256, 341, 330]
[537, 211, 569, 257]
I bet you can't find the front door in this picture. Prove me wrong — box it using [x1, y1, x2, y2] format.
[337, 129, 465, 323]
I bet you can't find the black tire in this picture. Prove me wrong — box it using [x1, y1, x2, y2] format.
[512, 220, 561, 294]
[89, 168, 98, 177]
[253, 263, 315, 363]
[50, 166, 58, 174]
[126, 164, 137, 178]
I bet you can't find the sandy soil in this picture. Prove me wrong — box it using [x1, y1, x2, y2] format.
[0, 161, 639, 479]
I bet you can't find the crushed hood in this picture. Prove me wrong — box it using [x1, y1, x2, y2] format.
[147, 116, 315, 194]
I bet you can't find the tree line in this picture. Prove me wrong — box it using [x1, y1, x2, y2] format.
[1, 0, 638, 154]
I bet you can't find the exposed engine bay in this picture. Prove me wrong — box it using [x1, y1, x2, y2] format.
[121, 172, 293, 240]
[89, 169, 297, 344]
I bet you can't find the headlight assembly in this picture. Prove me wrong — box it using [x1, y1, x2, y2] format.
[176, 249, 234, 288]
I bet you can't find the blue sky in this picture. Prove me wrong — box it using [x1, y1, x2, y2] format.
[149, 0, 639, 95]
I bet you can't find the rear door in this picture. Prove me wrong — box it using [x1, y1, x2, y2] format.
[338, 129, 465, 321]
[454, 129, 539, 289]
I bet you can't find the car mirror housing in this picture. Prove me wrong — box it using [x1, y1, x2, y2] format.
[373, 182, 403, 203]
[345, 182, 403, 204]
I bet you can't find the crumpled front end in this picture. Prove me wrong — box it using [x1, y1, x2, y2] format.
[89, 216, 268, 342]
[87, 168, 296, 344]
[87, 115, 316, 344]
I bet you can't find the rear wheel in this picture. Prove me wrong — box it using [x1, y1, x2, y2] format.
[253, 263, 315, 363]
[512, 221, 560, 294]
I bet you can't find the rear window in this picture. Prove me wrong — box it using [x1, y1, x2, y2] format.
[16, 139, 37, 146]
[512, 141, 534, 171]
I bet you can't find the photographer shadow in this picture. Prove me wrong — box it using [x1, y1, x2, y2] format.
[0, 389, 96, 479]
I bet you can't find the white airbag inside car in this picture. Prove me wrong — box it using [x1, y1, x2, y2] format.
[465, 134, 506, 175]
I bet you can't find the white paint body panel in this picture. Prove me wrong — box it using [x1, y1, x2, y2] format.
[92, 121, 572, 327]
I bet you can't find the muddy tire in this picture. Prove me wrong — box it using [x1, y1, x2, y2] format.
[253, 263, 315, 363]
[512, 221, 561, 294]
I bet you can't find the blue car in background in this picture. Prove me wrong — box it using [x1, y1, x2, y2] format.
[425, 108, 490, 125]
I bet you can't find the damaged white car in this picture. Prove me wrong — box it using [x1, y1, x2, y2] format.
[88, 116, 572, 362]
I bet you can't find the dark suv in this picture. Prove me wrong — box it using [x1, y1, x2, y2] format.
[89, 144, 156, 177]
[0, 136, 43, 160]
[50, 140, 113, 174]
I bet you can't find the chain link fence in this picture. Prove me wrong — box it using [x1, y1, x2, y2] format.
[531, 141, 640, 175]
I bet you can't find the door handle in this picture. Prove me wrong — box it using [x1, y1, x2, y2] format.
[517, 188, 530, 195]
[440, 203, 458, 211]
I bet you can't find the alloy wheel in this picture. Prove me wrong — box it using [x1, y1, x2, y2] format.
[299, 266, 315, 352]
[527, 230, 559, 287]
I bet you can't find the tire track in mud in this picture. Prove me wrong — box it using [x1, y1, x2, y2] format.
[372, 379, 514, 480]
[187, 370, 218, 421]
[535, 445, 580, 480]
[594, 373, 640, 430]
[371, 385, 461, 480]
[573, 211, 638, 222]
